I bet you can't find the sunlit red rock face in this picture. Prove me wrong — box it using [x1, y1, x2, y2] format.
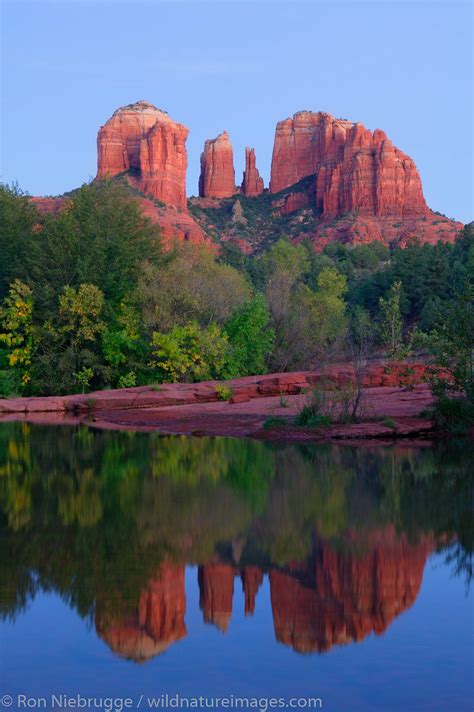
[97, 100, 188, 209]
[270, 527, 435, 654]
[241, 147, 264, 197]
[270, 111, 426, 218]
[199, 131, 236, 198]
[269, 111, 462, 247]
[198, 563, 235, 632]
[96, 563, 186, 662]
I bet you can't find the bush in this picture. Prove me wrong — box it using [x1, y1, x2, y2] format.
[215, 384, 233, 401]
[429, 398, 474, 435]
[293, 387, 333, 428]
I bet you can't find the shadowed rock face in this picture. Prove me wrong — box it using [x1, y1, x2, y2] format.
[95, 563, 186, 662]
[198, 131, 236, 198]
[270, 527, 435, 654]
[97, 100, 189, 209]
[269, 111, 427, 219]
[198, 563, 236, 632]
[241, 147, 264, 197]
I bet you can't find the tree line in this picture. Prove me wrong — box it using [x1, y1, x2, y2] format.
[0, 180, 472, 425]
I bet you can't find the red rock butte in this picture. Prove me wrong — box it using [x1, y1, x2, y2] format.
[97, 100, 188, 210]
[241, 147, 264, 197]
[270, 110, 427, 218]
[199, 131, 236, 198]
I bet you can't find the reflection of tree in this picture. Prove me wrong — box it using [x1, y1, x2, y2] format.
[0, 423, 472, 628]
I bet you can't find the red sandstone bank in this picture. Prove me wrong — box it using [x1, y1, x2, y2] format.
[0, 363, 444, 443]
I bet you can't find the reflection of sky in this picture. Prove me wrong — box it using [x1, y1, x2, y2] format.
[1, 557, 472, 712]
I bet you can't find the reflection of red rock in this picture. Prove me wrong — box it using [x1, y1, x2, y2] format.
[198, 564, 235, 632]
[241, 566, 264, 615]
[199, 132, 235, 198]
[270, 527, 434, 653]
[97, 100, 188, 209]
[96, 563, 186, 662]
[241, 148, 264, 197]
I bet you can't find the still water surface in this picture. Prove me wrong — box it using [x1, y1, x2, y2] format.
[0, 424, 472, 711]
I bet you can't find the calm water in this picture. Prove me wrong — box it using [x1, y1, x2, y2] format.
[0, 424, 472, 712]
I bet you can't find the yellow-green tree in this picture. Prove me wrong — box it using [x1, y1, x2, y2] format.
[0, 280, 34, 394]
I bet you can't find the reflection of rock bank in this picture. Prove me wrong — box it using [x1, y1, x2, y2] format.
[270, 527, 435, 654]
[96, 563, 186, 662]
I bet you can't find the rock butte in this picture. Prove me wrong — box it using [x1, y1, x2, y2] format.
[270, 110, 426, 217]
[31, 101, 462, 249]
[199, 131, 236, 198]
[241, 147, 264, 197]
[97, 100, 189, 210]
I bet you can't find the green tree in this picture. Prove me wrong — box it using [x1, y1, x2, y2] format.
[139, 242, 251, 332]
[0, 184, 38, 297]
[378, 281, 404, 359]
[420, 287, 474, 408]
[224, 295, 275, 376]
[32, 284, 105, 394]
[25, 180, 162, 317]
[150, 322, 231, 383]
[0, 280, 34, 394]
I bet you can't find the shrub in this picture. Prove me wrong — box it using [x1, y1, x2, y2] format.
[215, 384, 233, 401]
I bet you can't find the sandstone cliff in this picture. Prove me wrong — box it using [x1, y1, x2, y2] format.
[241, 147, 264, 197]
[199, 131, 236, 198]
[97, 100, 188, 209]
[270, 111, 427, 219]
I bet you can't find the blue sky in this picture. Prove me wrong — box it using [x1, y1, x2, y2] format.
[1, 0, 472, 222]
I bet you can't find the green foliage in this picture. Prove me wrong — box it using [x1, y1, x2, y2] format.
[74, 366, 94, 393]
[139, 242, 252, 332]
[262, 416, 288, 429]
[215, 384, 233, 401]
[294, 386, 333, 428]
[117, 371, 137, 389]
[150, 322, 231, 383]
[0, 280, 34, 392]
[378, 281, 405, 359]
[224, 294, 274, 377]
[416, 285, 474, 432]
[0, 184, 38, 298]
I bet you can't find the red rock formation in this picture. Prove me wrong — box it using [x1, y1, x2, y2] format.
[199, 131, 235, 198]
[241, 566, 264, 615]
[270, 527, 434, 654]
[96, 563, 186, 662]
[198, 563, 235, 632]
[270, 111, 427, 218]
[97, 100, 188, 209]
[241, 147, 264, 197]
